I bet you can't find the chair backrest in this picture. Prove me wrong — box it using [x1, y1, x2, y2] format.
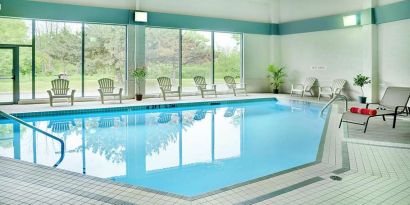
[51, 79, 70, 95]
[304, 77, 317, 90]
[224, 76, 237, 88]
[332, 79, 347, 94]
[380, 87, 410, 110]
[194, 110, 207, 121]
[224, 107, 236, 118]
[194, 76, 207, 89]
[158, 113, 172, 124]
[47, 120, 75, 133]
[98, 118, 115, 128]
[157, 77, 172, 91]
[98, 78, 115, 94]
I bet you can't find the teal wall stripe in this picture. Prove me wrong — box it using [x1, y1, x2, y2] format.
[374, 0, 410, 24]
[0, 0, 130, 25]
[0, 0, 409, 36]
[0, 0, 275, 35]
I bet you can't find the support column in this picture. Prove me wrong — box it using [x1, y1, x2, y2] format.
[361, 0, 379, 103]
[127, 26, 136, 98]
[135, 25, 146, 95]
[127, 25, 146, 98]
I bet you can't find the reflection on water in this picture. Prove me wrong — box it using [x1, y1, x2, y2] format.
[0, 100, 327, 197]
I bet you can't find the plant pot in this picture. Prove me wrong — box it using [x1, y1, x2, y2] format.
[358, 96, 367, 104]
[136, 94, 143, 101]
[273, 88, 279, 94]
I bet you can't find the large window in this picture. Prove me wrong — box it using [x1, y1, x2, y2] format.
[182, 30, 212, 92]
[84, 24, 126, 96]
[35, 21, 82, 98]
[214, 32, 242, 85]
[145, 28, 242, 95]
[145, 28, 180, 94]
[0, 18, 32, 45]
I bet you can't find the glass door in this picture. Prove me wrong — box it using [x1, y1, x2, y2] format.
[0, 47, 19, 104]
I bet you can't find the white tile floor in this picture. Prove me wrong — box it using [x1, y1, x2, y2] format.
[0, 94, 409, 205]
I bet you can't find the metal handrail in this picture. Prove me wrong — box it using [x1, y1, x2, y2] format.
[0, 111, 65, 167]
[320, 94, 348, 116]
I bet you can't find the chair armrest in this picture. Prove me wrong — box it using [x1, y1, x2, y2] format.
[319, 86, 332, 90]
[292, 84, 304, 90]
[395, 105, 407, 114]
[47, 90, 53, 97]
[366, 103, 380, 109]
[333, 88, 343, 94]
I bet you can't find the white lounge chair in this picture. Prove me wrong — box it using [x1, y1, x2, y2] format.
[98, 78, 123, 104]
[194, 76, 217, 98]
[157, 77, 181, 101]
[291, 77, 317, 97]
[339, 87, 410, 133]
[318, 79, 347, 100]
[47, 79, 76, 106]
[224, 76, 247, 96]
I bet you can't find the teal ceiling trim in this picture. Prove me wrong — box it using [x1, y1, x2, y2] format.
[0, 0, 275, 35]
[0, 0, 408, 36]
[374, 0, 410, 24]
[130, 11, 276, 35]
[278, 12, 361, 35]
[0, 0, 130, 24]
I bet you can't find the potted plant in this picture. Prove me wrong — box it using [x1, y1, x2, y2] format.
[132, 66, 147, 101]
[267, 64, 286, 94]
[353, 74, 371, 104]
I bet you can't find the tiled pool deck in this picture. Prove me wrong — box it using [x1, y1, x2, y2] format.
[1, 94, 409, 205]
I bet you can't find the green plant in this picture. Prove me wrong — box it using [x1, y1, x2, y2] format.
[267, 64, 286, 90]
[353, 74, 371, 96]
[132, 66, 147, 95]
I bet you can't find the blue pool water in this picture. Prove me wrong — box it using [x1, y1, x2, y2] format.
[0, 99, 328, 197]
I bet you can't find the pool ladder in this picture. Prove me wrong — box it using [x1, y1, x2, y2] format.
[320, 94, 348, 116]
[0, 111, 65, 168]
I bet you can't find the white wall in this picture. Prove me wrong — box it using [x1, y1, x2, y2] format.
[378, 19, 410, 98]
[377, 0, 404, 6]
[280, 28, 364, 99]
[243, 34, 281, 92]
[278, 0, 364, 22]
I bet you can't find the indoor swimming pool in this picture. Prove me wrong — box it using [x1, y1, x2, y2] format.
[0, 99, 329, 197]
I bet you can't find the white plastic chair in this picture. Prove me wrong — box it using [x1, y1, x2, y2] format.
[318, 79, 346, 100]
[290, 77, 317, 97]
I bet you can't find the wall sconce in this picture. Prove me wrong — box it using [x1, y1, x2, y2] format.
[135, 11, 148, 23]
[343, 15, 359, 27]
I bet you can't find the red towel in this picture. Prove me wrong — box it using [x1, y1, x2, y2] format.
[350, 107, 377, 116]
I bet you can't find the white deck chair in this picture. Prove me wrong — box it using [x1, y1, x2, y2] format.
[47, 79, 76, 106]
[318, 79, 347, 100]
[98, 78, 123, 104]
[291, 77, 317, 97]
[339, 87, 410, 133]
[194, 76, 217, 98]
[157, 77, 181, 101]
[224, 76, 247, 96]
